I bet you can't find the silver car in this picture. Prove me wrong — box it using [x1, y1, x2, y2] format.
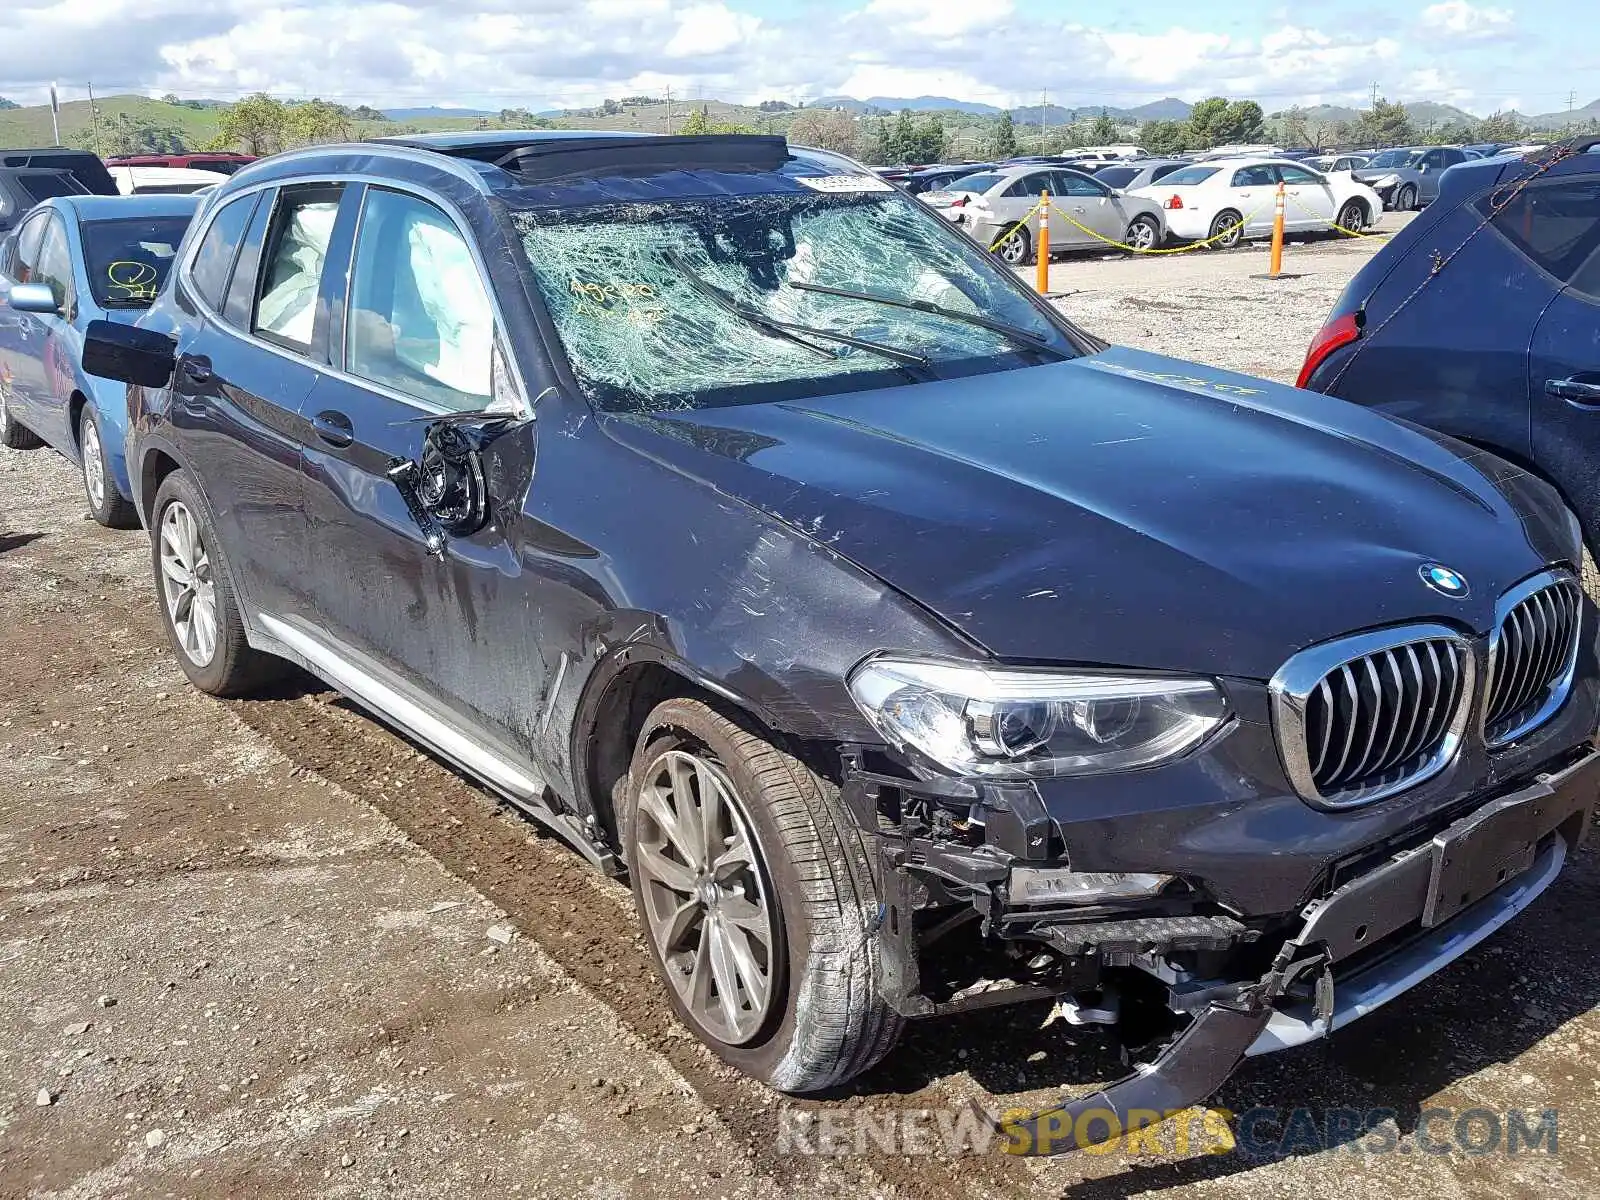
[925, 163, 1168, 264]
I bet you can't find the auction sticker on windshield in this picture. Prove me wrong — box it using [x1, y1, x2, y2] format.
[796, 175, 894, 193]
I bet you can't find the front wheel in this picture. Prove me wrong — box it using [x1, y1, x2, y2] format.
[0, 388, 42, 450]
[624, 697, 902, 1092]
[1393, 184, 1417, 212]
[1124, 215, 1160, 253]
[79, 408, 138, 529]
[1335, 200, 1368, 236]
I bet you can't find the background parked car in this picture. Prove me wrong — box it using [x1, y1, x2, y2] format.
[1130, 157, 1381, 248]
[1300, 136, 1600, 562]
[1092, 158, 1190, 192]
[1305, 153, 1371, 175]
[1352, 146, 1470, 210]
[109, 165, 230, 196]
[925, 163, 1166, 262]
[0, 167, 87, 234]
[901, 162, 993, 195]
[0, 194, 199, 525]
[0, 148, 119, 197]
[106, 152, 256, 176]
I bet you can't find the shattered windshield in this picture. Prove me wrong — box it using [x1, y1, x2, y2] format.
[1365, 149, 1423, 169]
[511, 189, 1075, 412]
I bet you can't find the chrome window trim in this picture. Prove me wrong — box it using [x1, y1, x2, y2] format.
[1483, 568, 1582, 749]
[1270, 622, 1476, 810]
[175, 170, 531, 421]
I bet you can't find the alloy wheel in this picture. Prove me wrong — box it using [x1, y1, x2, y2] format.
[158, 501, 218, 667]
[634, 749, 777, 1046]
[1126, 218, 1157, 251]
[1338, 202, 1365, 234]
[82, 420, 106, 510]
[998, 230, 1028, 265]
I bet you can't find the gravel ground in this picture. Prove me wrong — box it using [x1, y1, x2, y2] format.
[3, 214, 1598, 1198]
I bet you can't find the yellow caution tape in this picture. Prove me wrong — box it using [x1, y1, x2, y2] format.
[1043, 203, 1272, 255]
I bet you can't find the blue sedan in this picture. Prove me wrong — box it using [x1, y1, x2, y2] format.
[0, 194, 198, 525]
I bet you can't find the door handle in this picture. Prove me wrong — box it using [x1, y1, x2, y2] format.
[312, 409, 355, 448]
[1546, 377, 1600, 407]
[180, 357, 211, 384]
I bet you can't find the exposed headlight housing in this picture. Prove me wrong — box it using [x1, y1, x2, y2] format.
[846, 658, 1228, 779]
[1371, 174, 1400, 188]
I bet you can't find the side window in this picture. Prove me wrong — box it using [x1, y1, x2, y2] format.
[32, 216, 73, 311]
[1056, 171, 1107, 198]
[345, 188, 496, 411]
[1003, 173, 1045, 198]
[1479, 175, 1600, 284]
[1150, 163, 1184, 183]
[1442, 149, 1465, 168]
[1232, 166, 1277, 187]
[1419, 150, 1444, 170]
[11, 212, 49, 284]
[1276, 165, 1323, 185]
[188, 192, 259, 313]
[253, 184, 344, 352]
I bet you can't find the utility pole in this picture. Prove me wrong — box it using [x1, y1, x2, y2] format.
[1570, 90, 1579, 128]
[1369, 81, 1380, 110]
[1039, 88, 1047, 153]
[87, 81, 102, 156]
[664, 86, 673, 134]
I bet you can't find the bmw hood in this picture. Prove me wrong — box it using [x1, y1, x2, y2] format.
[610, 347, 1574, 679]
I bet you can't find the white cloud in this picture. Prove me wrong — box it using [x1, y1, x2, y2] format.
[860, 0, 1011, 40]
[664, 3, 760, 58]
[1419, 1, 1513, 38]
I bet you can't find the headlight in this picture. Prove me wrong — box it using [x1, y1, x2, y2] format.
[1372, 174, 1399, 188]
[846, 658, 1228, 779]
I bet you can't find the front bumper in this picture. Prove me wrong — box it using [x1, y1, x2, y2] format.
[1004, 747, 1598, 1154]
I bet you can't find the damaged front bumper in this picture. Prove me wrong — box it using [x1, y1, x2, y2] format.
[1003, 748, 1597, 1154]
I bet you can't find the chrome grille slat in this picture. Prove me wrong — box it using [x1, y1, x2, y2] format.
[1388, 643, 1426, 770]
[1485, 575, 1582, 747]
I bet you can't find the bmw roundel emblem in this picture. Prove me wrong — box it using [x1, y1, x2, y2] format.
[1420, 563, 1470, 599]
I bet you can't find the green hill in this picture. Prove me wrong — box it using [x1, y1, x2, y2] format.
[0, 95, 222, 151]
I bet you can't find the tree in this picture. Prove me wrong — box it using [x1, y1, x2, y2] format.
[1277, 105, 1310, 149]
[1477, 111, 1523, 142]
[910, 113, 948, 163]
[99, 112, 186, 156]
[991, 110, 1017, 158]
[160, 93, 181, 106]
[210, 92, 288, 155]
[866, 116, 893, 164]
[680, 105, 713, 136]
[1184, 97, 1265, 147]
[0, 96, 18, 110]
[1087, 109, 1118, 143]
[285, 99, 351, 146]
[351, 105, 387, 121]
[1353, 98, 1416, 148]
[1140, 119, 1189, 155]
[788, 108, 861, 156]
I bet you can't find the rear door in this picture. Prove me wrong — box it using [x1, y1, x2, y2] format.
[1520, 167, 1600, 542]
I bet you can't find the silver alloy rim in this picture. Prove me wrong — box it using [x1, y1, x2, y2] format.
[1000, 231, 1027, 264]
[1127, 219, 1156, 250]
[82, 419, 105, 510]
[634, 749, 776, 1046]
[1216, 216, 1241, 247]
[1340, 204, 1364, 232]
[158, 501, 218, 667]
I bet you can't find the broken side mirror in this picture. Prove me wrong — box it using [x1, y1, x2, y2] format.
[5, 282, 61, 315]
[82, 319, 176, 388]
[387, 413, 528, 558]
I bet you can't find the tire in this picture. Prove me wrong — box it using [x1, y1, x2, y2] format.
[1335, 200, 1368, 237]
[1394, 184, 1417, 212]
[149, 470, 284, 696]
[0, 386, 43, 450]
[995, 224, 1034, 266]
[623, 697, 902, 1093]
[1124, 214, 1160, 253]
[78, 407, 138, 529]
[1207, 210, 1244, 250]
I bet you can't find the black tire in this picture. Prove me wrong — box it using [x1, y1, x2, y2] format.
[0, 387, 42, 450]
[623, 697, 902, 1092]
[1394, 184, 1417, 212]
[1124, 214, 1161, 253]
[1207, 209, 1244, 250]
[149, 470, 284, 696]
[78, 407, 138, 529]
[995, 223, 1034, 266]
[1335, 200, 1368, 237]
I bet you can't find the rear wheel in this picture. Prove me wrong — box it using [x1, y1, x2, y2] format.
[0, 388, 42, 450]
[79, 408, 138, 529]
[624, 697, 902, 1092]
[1207, 209, 1244, 250]
[995, 224, 1034, 266]
[150, 471, 284, 696]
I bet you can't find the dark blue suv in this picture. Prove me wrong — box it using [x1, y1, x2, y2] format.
[1301, 137, 1600, 558]
[80, 132, 1600, 1147]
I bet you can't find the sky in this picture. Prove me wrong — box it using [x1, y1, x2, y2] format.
[0, 0, 1588, 117]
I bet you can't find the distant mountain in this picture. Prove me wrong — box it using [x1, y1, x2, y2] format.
[812, 95, 1000, 115]
[1405, 101, 1481, 129]
[1524, 97, 1600, 129]
[383, 106, 496, 120]
[1126, 97, 1192, 121]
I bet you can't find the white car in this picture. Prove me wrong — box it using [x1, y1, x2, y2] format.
[1304, 153, 1371, 175]
[1129, 157, 1383, 249]
[108, 165, 230, 196]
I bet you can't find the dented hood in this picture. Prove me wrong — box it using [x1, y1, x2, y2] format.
[609, 347, 1571, 679]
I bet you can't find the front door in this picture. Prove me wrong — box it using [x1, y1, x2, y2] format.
[293, 183, 545, 788]
[1229, 164, 1279, 235]
[0, 211, 51, 433]
[1276, 164, 1336, 232]
[1053, 170, 1125, 248]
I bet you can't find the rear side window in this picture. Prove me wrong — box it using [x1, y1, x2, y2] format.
[1480, 175, 1600, 284]
[188, 193, 259, 312]
[1095, 166, 1138, 189]
[1149, 163, 1185, 183]
[1003, 173, 1047, 198]
[253, 184, 344, 351]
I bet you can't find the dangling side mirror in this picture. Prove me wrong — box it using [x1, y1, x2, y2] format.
[5, 282, 61, 316]
[82, 320, 176, 388]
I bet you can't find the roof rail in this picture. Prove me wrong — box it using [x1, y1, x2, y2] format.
[379, 133, 791, 182]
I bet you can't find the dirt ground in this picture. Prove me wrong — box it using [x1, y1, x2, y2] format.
[4, 216, 1598, 1199]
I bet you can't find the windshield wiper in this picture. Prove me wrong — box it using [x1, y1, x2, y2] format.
[662, 250, 933, 378]
[786, 281, 1069, 358]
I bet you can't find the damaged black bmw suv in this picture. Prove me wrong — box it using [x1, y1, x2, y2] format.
[84, 132, 1598, 1148]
